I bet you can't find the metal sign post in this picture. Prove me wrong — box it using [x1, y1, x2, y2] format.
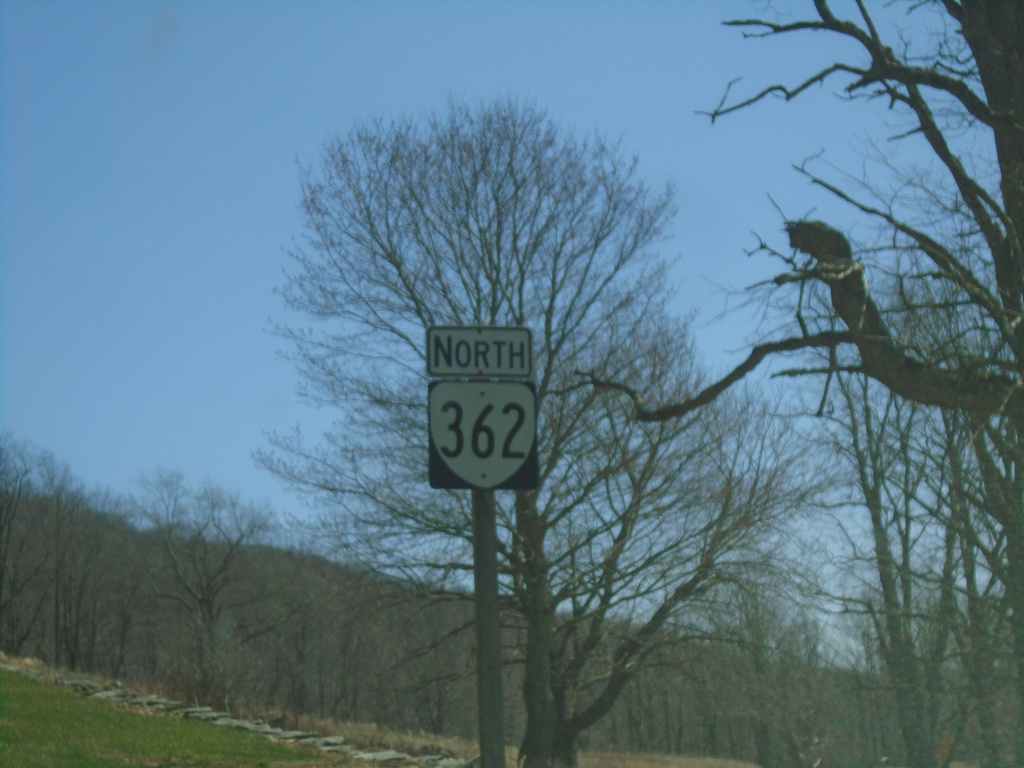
[472, 487, 505, 768]
[426, 325, 538, 768]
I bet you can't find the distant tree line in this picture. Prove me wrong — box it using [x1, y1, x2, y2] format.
[1, 432, 1017, 767]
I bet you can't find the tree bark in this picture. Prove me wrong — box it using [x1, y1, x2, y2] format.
[515, 490, 557, 768]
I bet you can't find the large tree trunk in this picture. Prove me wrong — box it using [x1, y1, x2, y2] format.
[549, 722, 579, 768]
[516, 492, 560, 768]
[1003, 526, 1024, 765]
[514, 490, 586, 768]
[962, 2, 1024, 274]
[962, 542, 1004, 768]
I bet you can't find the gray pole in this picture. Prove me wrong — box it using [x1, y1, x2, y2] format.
[472, 487, 506, 768]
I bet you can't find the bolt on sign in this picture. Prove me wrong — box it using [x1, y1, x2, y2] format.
[426, 326, 539, 490]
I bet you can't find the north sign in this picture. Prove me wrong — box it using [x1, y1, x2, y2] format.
[428, 380, 538, 489]
[427, 326, 532, 379]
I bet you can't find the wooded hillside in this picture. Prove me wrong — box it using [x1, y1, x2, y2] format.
[2, 435, 1014, 767]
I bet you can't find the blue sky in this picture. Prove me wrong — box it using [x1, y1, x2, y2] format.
[1, 1, 894, 515]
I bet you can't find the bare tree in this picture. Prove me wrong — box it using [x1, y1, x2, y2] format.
[17, 448, 100, 670]
[262, 99, 810, 767]
[135, 470, 274, 706]
[819, 374, 963, 768]
[0, 435, 46, 655]
[720, 583, 843, 768]
[938, 409, 1010, 768]
[726, 4, 1024, 759]
[582, 4, 1024, 762]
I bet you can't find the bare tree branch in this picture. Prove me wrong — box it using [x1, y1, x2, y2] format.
[578, 331, 849, 422]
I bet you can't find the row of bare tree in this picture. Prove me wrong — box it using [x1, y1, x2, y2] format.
[0, 439, 473, 723]
[0, 426, 1017, 767]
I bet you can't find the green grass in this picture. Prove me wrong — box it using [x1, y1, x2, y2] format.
[0, 668, 347, 768]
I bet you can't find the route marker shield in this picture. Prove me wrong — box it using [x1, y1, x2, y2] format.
[428, 380, 538, 489]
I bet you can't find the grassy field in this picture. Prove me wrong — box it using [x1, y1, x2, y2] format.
[0, 667, 348, 768]
[0, 660, 762, 768]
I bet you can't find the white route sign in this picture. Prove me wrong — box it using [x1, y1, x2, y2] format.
[428, 380, 538, 489]
[427, 326, 532, 379]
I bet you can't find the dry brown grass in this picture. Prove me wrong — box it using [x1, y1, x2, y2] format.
[0, 651, 45, 670]
[580, 754, 759, 768]
[305, 716, 481, 758]
[267, 719, 762, 768]
[233, 708, 760, 768]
